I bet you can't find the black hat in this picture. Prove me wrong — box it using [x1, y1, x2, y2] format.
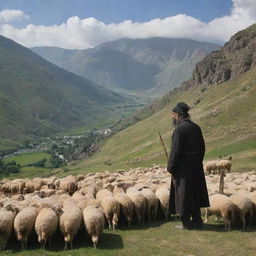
[172, 102, 190, 114]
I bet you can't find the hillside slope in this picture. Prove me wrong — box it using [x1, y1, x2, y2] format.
[0, 36, 128, 150]
[64, 25, 256, 175]
[32, 38, 219, 98]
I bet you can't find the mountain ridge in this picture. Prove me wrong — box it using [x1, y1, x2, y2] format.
[32, 37, 220, 98]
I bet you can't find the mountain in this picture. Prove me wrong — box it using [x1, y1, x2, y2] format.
[65, 24, 256, 175]
[32, 38, 219, 99]
[0, 35, 130, 150]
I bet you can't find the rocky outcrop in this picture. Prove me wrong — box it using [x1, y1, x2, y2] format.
[192, 23, 256, 87]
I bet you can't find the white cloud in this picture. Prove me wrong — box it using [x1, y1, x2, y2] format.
[0, 9, 29, 23]
[0, 0, 256, 49]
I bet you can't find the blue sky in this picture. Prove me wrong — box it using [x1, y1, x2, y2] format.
[0, 0, 255, 49]
[0, 0, 232, 26]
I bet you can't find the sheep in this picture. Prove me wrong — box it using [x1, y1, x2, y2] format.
[14, 206, 38, 249]
[205, 194, 239, 230]
[35, 207, 60, 249]
[114, 192, 134, 227]
[55, 179, 77, 195]
[155, 186, 170, 220]
[25, 178, 46, 193]
[83, 206, 105, 248]
[218, 159, 232, 173]
[39, 188, 56, 198]
[230, 194, 254, 229]
[203, 160, 219, 174]
[0, 207, 15, 250]
[100, 196, 120, 230]
[127, 189, 147, 225]
[96, 189, 112, 202]
[59, 204, 83, 250]
[140, 188, 158, 221]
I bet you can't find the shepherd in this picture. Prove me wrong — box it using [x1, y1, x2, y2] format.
[167, 102, 209, 230]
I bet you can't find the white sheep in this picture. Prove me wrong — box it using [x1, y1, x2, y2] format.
[100, 196, 120, 230]
[205, 194, 238, 230]
[14, 206, 38, 249]
[35, 207, 59, 249]
[218, 159, 232, 173]
[155, 186, 170, 220]
[127, 189, 146, 225]
[230, 194, 254, 228]
[114, 192, 134, 227]
[59, 204, 83, 250]
[0, 207, 15, 250]
[96, 189, 112, 202]
[83, 205, 105, 248]
[141, 188, 158, 221]
[203, 160, 219, 174]
[55, 179, 77, 195]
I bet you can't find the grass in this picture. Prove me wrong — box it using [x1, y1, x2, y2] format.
[3, 152, 54, 179]
[4, 152, 51, 166]
[1, 217, 256, 256]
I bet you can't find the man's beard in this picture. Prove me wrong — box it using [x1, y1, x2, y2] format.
[172, 118, 177, 127]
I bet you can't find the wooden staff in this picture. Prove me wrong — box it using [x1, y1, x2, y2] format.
[219, 169, 225, 194]
[158, 130, 168, 159]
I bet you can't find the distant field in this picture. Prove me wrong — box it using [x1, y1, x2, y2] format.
[4, 152, 51, 166]
[1, 218, 256, 256]
[3, 152, 54, 179]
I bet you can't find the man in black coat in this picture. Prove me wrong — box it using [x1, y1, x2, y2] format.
[167, 102, 209, 230]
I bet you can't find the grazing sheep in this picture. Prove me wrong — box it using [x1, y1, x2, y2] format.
[100, 196, 120, 230]
[141, 188, 158, 221]
[205, 194, 238, 230]
[230, 194, 254, 228]
[155, 186, 170, 220]
[83, 206, 105, 248]
[203, 161, 219, 174]
[59, 205, 83, 250]
[114, 192, 134, 227]
[55, 179, 77, 195]
[127, 190, 146, 225]
[96, 189, 112, 202]
[218, 159, 232, 173]
[14, 206, 38, 249]
[0, 207, 15, 250]
[35, 207, 59, 249]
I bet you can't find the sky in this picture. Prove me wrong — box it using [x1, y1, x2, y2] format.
[0, 0, 256, 49]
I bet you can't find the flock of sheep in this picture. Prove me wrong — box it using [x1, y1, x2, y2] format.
[0, 166, 170, 251]
[0, 162, 256, 251]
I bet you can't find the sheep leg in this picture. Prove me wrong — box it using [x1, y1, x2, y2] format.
[147, 205, 152, 222]
[113, 213, 119, 231]
[153, 206, 158, 221]
[224, 218, 231, 231]
[204, 208, 209, 223]
[135, 209, 141, 225]
[21, 241, 25, 250]
[108, 219, 112, 230]
[48, 237, 52, 248]
[242, 213, 246, 229]
[64, 241, 68, 251]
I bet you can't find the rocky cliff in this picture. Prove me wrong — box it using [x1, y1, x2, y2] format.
[192, 23, 256, 87]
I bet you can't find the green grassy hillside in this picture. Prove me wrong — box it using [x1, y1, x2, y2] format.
[0, 35, 133, 150]
[62, 66, 256, 176]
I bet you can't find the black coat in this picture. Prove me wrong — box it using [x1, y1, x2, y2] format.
[167, 119, 209, 216]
